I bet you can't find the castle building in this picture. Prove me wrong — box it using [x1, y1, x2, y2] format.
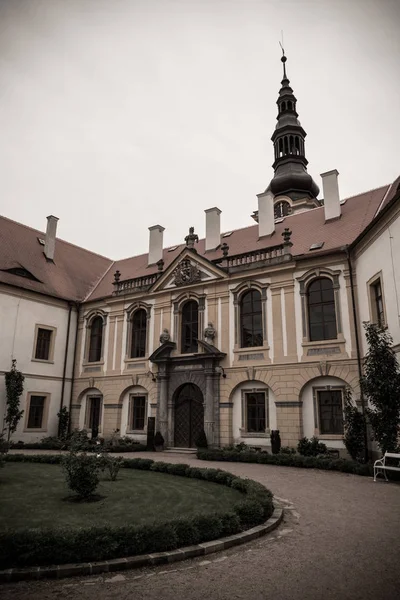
[1, 54, 399, 453]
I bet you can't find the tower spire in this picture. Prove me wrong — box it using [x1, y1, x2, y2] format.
[267, 50, 319, 202]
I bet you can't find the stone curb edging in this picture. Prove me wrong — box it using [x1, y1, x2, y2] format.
[0, 505, 283, 584]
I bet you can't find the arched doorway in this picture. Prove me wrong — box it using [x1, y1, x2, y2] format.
[174, 383, 204, 448]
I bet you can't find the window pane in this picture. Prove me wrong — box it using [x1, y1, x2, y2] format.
[89, 317, 103, 362]
[307, 278, 337, 341]
[318, 390, 343, 434]
[35, 329, 52, 360]
[181, 301, 198, 354]
[132, 396, 146, 430]
[131, 309, 147, 358]
[240, 290, 263, 348]
[27, 396, 45, 428]
[246, 393, 266, 432]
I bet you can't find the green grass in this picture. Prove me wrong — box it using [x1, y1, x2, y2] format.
[0, 463, 243, 531]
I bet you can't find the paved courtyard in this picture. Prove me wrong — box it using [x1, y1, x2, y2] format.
[2, 451, 400, 600]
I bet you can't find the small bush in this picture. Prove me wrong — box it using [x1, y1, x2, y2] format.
[297, 436, 328, 457]
[343, 389, 367, 462]
[97, 453, 124, 481]
[280, 446, 296, 455]
[62, 452, 100, 499]
[166, 463, 190, 477]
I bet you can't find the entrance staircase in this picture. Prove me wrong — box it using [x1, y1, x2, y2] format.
[164, 447, 197, 455]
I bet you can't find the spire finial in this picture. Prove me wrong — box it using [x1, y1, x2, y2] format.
[279, 41, 287, 79]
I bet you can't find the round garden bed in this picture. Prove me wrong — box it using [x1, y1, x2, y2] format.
[0, 455, 276, 571]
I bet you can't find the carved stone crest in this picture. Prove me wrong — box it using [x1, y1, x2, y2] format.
[172, 258, 201, 287]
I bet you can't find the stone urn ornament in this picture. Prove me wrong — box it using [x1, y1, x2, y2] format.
[159, 328, 170, 345]
[204, 322, 216, 344]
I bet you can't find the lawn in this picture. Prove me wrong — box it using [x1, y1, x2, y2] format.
[0, 463, 243, 530]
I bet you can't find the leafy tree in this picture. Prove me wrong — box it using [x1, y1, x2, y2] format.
[57, 406, 70, 439]
[362, 322, 400, 454]
[4, 360, 24, 441]
[343, 387, 366, 462]
[62, 451, 100, 499]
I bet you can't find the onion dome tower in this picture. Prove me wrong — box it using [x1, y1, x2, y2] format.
[268, 50, 319, 201]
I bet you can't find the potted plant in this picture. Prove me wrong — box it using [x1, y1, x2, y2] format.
[154, 431, 165, 452]
[195, 429, 208, 449]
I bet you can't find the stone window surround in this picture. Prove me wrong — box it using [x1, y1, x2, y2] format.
[124, 302, 152, 362]
[24, 391, 51, 432]
[173, 291, 206, 354]
[31, 324, 57, 364]
[83, 310, 108, 366]
[232, 281, 269, 352]
[127, 392, 149, 433]
[312, 385, 345, 439]
[297, 268, 344, 345]
[239, 387, 270, 438]
[366, 271, 387, 327]
[84, 393, 103, 434]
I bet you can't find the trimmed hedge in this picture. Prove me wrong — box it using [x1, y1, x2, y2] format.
[9, 441, 148, 453]
[0, 455, 274, 568]
[196, 449, 374, 477]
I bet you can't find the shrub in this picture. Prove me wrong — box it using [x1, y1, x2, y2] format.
[166, 463, 190, 476]
[62, 452, 100, 498]
[4, 360, 24, 442]
[280, 446, 296, 455]
[57, 407, 69, 440]
[195, 428, 208, 449]
[297, 436, 328, 457]
[270, 430, 281, 454]
[343, 388, 367, 462]
[97, 453, 124, 481]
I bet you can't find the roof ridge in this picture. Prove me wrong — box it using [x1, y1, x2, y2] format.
[0, 214, 112, 262]
[83, 260, 116, 302]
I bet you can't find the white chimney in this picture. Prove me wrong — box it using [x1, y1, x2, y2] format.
[44, 215, 59, 261]
[257, 191, 275, 237]
[205, 207, 221, 251]
[148, 225, 165, 265]
[321, 169, 341, 221]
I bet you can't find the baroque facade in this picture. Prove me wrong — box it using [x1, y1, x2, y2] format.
[1, 54, 399, 453]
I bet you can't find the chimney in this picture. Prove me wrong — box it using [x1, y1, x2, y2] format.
[148, 225, 165, 265]
[205, 207, 221, 251]
[257, 191, 275, 237]
[44, 215, 59, 261]
[321, 169, 341, 221]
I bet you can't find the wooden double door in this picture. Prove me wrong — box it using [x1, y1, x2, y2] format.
[174, 383, 204, 448]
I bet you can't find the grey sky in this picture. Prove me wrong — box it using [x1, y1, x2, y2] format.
[0, 0, 399, 260]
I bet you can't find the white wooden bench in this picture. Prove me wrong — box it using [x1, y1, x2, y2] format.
[373, 452, 400, 481]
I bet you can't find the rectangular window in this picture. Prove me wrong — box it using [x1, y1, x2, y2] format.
[88, 396, 102, 432]
[35, 328, 52, 361]
[318, 390, 343, 434]
[27, 395, 46, 429]
[245, 392, 267, 433]
[131, 396, 146, 430]
[372, 279, 385, 327]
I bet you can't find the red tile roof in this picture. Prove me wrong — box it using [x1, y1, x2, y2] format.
[0, 216, 113, 301]
[87, 184, 390, 301]
[0, 182, 394, 303]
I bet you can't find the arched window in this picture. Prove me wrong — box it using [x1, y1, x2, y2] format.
[181, 301, 199, 353]
[130, 309, 147, 358]
[287, 101, 292, 110]
[307, 278, 337, 341]
[88, 316, 103, 362]
[240, 290, 263, 348]
[274, 200, 291, 219]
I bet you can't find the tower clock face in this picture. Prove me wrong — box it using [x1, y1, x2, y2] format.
[274, 201, 290, 219]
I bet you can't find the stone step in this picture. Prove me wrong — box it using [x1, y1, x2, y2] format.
[163, 448, 197, 454]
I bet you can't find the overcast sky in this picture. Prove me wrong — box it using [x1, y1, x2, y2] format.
[0, 0, 399, 260]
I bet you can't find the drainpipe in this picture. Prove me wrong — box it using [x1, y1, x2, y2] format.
[67, 302, 80, 434]
[59, 302, 72, 436]
[346, 247, 369, 462]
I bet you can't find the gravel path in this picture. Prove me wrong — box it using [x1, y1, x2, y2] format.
[2, 451, 400, 600]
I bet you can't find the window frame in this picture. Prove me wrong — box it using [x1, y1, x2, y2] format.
[84, 395, 103, 433]
[181, 300, 199, 354]
[130, 308, 148, 358]
[367, 272, 386, 328]
[240, 289, 264, 348]
[127, 393, 148, 433]
[24, 392, 50, 432]
[32, 324, 56, 363]
[298, 269, 342, 344]
[85, 314, 106, 364]
[312, 386, 345, 437]
[240, 388, 269, 437]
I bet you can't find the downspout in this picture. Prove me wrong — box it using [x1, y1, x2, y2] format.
[59, 302, 72, 436]
[67, 302, 80, 434]
[346, 246, 369, 462]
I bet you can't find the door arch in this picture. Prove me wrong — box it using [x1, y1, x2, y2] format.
[174, 383, 204, 448]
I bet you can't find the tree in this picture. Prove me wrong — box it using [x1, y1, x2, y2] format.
[343, 387, 366, 462]
[362, 323, 400, 454]
[4, 360, 24, 441]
